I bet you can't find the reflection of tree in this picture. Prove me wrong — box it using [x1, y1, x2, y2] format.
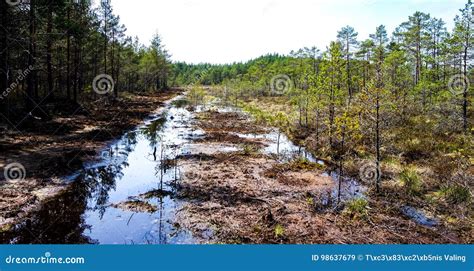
[141, 114, 167, 153]
[3, 125, 142, 244]
[79, 130, 140, 218]
[1, 181, 95, 244]
[81, 164, 124, 218]
[158, 197, 165, 243]
[143, 197, 166, 244]
[124, 131, 138, 152]
[2, 160, 144, 244]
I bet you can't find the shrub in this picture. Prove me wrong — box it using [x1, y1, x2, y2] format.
[344, 198, 368, 219]
[171, 98, 189, 108]
[242, 144, 258, 156]
[399, 167, 423, 196]
[441, 184, 472, 204]
[289, 157, 324, 171]
[274, 224, 285, 238]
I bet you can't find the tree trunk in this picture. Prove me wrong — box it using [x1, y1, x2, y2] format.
[0, 0, 9, 117]
[66, 5, 71, 100]
[46, 3, 54, 100]
[462, 20, 470, 133]
[103, 4, 108, 74]
[375, 93, 381, 193]
[26, 0, 37, 112]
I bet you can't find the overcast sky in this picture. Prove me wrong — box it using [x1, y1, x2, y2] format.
[106, 0, 465, 64]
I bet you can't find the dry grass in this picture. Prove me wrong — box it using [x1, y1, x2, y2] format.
[174, 108, 463, 244]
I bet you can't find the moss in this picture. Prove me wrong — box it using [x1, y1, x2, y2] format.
[264, 157, 325, 180]
[0, 223, 13, 233]
[288, 157, 325, 171]
[241, 143, 259, 156]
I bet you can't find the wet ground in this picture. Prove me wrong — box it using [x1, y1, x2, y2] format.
[1, 94, 457, 244]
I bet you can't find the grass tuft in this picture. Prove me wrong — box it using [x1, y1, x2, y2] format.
[399, 166, 423, 196]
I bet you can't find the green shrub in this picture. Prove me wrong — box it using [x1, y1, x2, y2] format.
[242, 144, 258, 156]
[274, 224, 285, 238]
[171, 98, 189, 108]
[441, 184, 472, 204]
[344, 198, 368, 219]
[399, 167, 423, 196]
[289, 157, 324, 171]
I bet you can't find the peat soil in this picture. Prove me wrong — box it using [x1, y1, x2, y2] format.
[174, 101, 462, 244]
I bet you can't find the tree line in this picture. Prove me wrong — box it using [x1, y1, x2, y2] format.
[175, 3, 472, 134]
[0, 0, 172, 123]
[174, 2, 473, 190]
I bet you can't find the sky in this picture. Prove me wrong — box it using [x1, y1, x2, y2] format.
[105, 0, 466, 64]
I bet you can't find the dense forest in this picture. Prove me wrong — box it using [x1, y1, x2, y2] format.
[0, 0, 172, 123]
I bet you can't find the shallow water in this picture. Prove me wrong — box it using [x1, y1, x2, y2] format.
[5, 96, 201, 244]
[4, 95, 365, 244]
[231, 131, 317, 162]
[401, 206, 438, 227]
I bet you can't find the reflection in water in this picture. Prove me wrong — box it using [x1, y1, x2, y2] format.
[82, 165, 122, 219]
[401, 206, 438, 227]
[1, 181, 93, 244]
[141, 114, 167, 161]
[4, 95, 197, 244]
[1, 138, 138, 244]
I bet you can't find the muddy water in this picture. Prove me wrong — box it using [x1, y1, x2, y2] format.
[4, 95, 365, 244]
